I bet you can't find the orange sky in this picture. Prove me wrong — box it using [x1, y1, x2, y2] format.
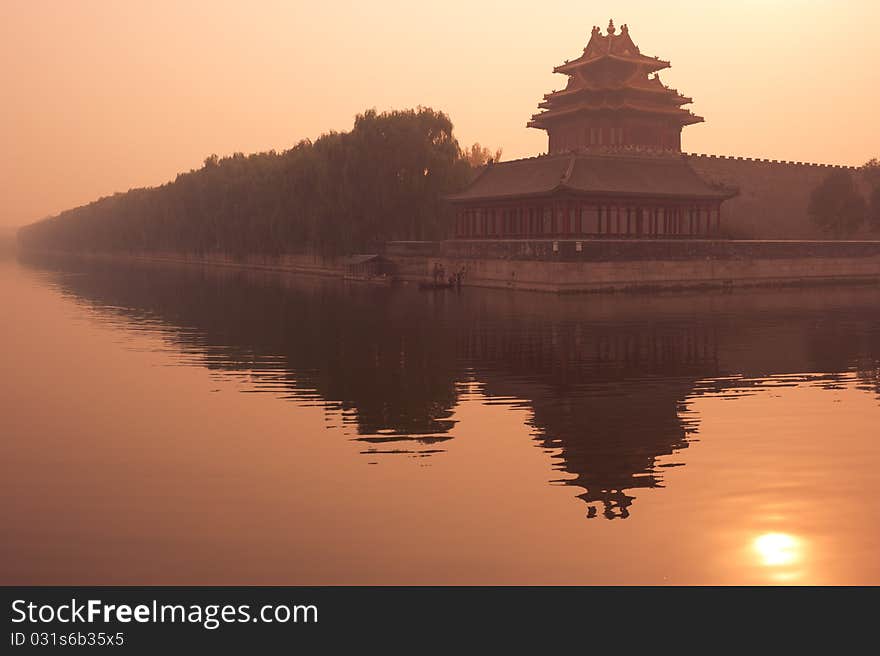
[2, 0, 879, 228]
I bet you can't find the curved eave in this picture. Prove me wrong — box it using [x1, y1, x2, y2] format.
[540, 86, 694, 105]
[445, 186, 567, 204]
[554, 55, 670, 75]
[447, 184, 736, 205]
[529, 105, 705, 129]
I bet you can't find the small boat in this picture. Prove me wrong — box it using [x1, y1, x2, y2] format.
[418, 281, 456, 290]
[343, 273, 394, 285]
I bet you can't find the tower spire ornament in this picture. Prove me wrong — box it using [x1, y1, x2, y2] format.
[607, 19, 615, 35]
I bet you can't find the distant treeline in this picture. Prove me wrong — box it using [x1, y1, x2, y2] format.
[0, 228, 17, 255]
[18, 108, 498, 256]
[809, 158, 880, 238]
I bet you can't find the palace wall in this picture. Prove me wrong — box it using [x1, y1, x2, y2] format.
[684, 154, 872, 240]
[387, 239, 880, 293]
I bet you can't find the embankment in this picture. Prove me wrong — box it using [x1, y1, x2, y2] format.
[19, 238, 880, 294]
[19, 250, 349, 277]
[388, 239, 880, 293]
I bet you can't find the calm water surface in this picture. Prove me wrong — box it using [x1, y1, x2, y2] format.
[2, 253, 879, 584]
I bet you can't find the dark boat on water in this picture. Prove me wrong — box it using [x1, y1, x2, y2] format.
[418, 281, 456, 290]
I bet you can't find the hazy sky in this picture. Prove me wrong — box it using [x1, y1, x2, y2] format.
[2, 1, 879, 228]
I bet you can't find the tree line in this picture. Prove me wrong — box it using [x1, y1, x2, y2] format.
[18, 108, 499, 257]
[18, 105, 876, 252]
[809, 159, 880, 238]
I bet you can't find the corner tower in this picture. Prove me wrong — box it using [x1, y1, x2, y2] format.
[529, 20, 703, 153]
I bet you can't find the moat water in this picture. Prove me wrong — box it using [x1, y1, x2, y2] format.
[2, 252, 880, 584]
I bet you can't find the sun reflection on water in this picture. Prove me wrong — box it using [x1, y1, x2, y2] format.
[752, 532, 806, 582]
[754, 533, 800, 566]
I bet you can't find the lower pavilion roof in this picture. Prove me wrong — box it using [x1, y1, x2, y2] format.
[446, 150, 737, 203]
[529, 101, 704, 128]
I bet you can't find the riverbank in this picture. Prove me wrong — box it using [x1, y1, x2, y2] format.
[17, 250, 350, 277]
[17, 239, 880, 294]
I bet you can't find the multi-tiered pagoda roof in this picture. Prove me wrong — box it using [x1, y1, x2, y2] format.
[529, 20, 703, 152]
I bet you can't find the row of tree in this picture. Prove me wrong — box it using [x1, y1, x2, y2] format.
[18, 108, 500, 257]
[19, 106, 876, 251]
[809, 159, 880, 237]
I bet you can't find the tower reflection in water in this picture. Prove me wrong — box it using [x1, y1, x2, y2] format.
[25, 253, 880, 523]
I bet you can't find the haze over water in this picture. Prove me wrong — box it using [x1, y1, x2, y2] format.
[2, 253, 880, 585]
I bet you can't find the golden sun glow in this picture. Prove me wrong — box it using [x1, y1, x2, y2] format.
[753, 532, 801, 568]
